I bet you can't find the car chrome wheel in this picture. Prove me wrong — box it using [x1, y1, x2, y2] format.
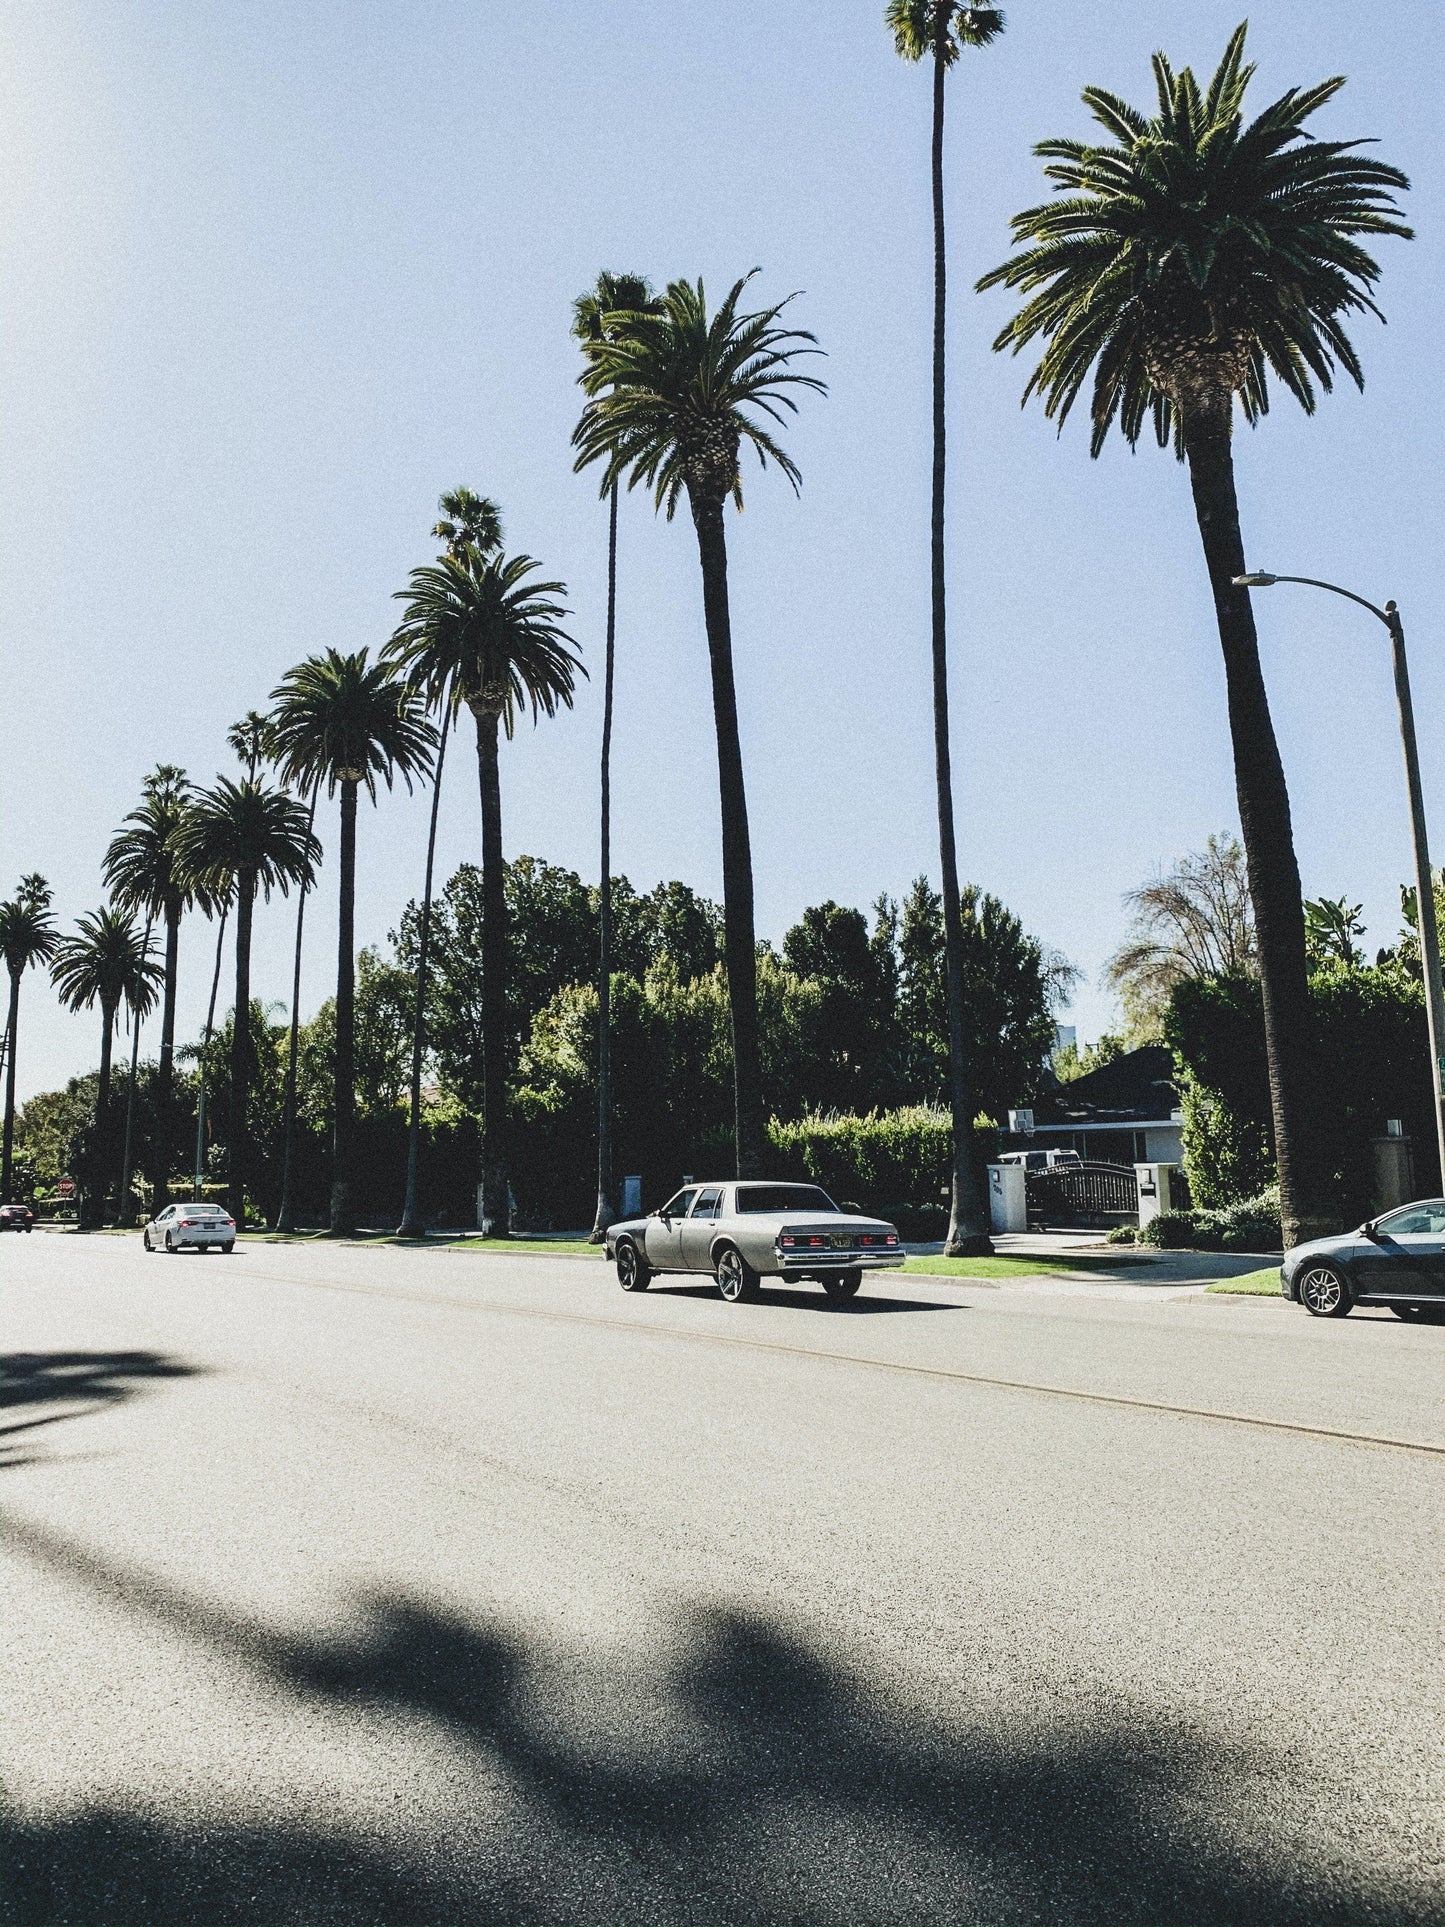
[1299, 1264, 1350, 1318]
[716, 1247, 758, 1303]
[616, 1241, 649, 1292]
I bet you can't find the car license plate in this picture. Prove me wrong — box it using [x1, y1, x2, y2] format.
[830, 1233, 853, 1249]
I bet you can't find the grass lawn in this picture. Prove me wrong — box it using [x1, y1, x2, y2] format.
[237, 1229, 605, 1256]
[902, 1252, 1150, 1280]
[1204, 1267, 1284, 1296]
[448, 1236, 602, 1257]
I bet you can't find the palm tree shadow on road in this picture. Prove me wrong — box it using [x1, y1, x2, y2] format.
[0, 1351, 202, 1469]
[3, 1511, 1426, 1927]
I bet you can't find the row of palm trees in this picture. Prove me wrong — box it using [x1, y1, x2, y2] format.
[1, 19, 1415, 1252]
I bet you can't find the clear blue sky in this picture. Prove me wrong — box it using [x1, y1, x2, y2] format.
[3, 1, 1441, 1102]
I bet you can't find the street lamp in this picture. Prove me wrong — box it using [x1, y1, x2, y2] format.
[1235, 571, 1445, 1190]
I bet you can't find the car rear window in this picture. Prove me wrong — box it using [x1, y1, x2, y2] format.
[734, 1185, 837, 1214]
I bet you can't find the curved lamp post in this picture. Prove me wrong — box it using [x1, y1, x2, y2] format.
[1236, 571, 1445, 1190]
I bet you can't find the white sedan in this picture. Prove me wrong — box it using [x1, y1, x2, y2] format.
[143, 1202, 236, 1254]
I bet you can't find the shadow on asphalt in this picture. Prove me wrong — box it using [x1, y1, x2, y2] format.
[645, 1283, 959, 1314]
[3, 1510, 1423, 1927]
[0, 1352, 202, 1470]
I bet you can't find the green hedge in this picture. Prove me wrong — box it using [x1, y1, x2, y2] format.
[766, 1107, 999, 1228]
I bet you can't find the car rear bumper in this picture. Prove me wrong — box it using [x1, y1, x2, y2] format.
[777, 1250, 905, 1273]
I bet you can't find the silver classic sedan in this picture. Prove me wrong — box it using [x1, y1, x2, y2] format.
[605, 1181, 904, 1304]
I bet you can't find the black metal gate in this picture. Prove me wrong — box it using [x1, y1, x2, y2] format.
[1026, 1162, 1138, 1228]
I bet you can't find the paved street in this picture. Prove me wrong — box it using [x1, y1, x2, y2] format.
[3, 1231, 1442, 1926]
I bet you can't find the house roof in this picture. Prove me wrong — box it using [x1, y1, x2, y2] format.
[1032, 1045, 1179, 1128]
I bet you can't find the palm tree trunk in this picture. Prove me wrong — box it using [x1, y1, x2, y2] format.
[195, 909, 227, 1198]
[688, 492, 765, 1178]
[153, 901, 180, 1212]
[117, 917, 152, 1225]
[398, 712, 451, 1237]
[228, 876, 255, 1229]
[276, 785, 320, 1233]
[930, 23, 991, 1257]
[474, 708, 509, 1234]
[1, 971, 20, 1203]
[591, 479, 621, 1239]
[1184, 411, 1333, 1247]
[87, 1004, 116, 1229]
[330, 779, 358, 1235]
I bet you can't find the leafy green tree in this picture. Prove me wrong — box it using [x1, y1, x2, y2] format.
[781, 901, 899, 1114]
[183, 1000, 288, 1203]
[1168, 962, 1441, 1216]
[1304, 896, 1366, 971]
[173, 778, 318, 1226]
[978, 25, 1411, 1244]
[103, 767, 214, 1207]
[387, 543, 582, 1233]
[887, 0, 1005, 1256]
[298, 948, 416, 1123]
[1385, 871, 1445, 978]
[1106, 835, 1256, 1044]
[1052, 1033, 1125, 1085]
[1, 875, 59, 1203]
[894, 877, 1073, 1124]
[573, 272, 825, 1181]
[572, 271, 664, 1239]
[50, 907, 162, 1225]
[269, 648, 434, 1233]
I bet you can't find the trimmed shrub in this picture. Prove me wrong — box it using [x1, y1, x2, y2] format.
[1106, 1224, 1137, 1245]
[1139, 1190, 1281, 1252]
[1139, 1210, 1196, 1249]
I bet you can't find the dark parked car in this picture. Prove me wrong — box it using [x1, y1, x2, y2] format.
[0, 1203, 35, 1232]
[1281, 1198, 1445, 1321]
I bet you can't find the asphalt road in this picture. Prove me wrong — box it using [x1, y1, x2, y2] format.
[3, 1231, 1442, 1926]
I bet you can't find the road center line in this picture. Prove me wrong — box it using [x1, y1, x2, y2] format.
[232, 1260, 1445, 1460]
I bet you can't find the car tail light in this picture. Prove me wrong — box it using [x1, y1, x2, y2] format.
[807, 1235, 824, 1248]
[779, 1233, 796, 1248]
[886, 1233, 898, 1246]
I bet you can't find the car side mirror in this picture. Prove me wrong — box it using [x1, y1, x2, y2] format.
[1362, 1221, 1379, 1239]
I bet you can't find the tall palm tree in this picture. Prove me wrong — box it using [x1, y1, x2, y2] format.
[433, 488, 504, 558]
[1, 875, 59, 1202]
[227, 712, 275, 782]
[51, 908, 162, 1226]
[174, 778, 318, 1228]
[978, 25, 1411, 1245]
[271, 776, 318, 1234]
[572, 273, 662, 1241]
[887, 1, 1004, 1257]
[116, 913, 153, 1225]
[572, 273, 824, 1180]
[103, 766, 210, 1211]
[395, 493, 506, 1239]
[269, 649, 434, 1234]
[387, 544, 582, 1234]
